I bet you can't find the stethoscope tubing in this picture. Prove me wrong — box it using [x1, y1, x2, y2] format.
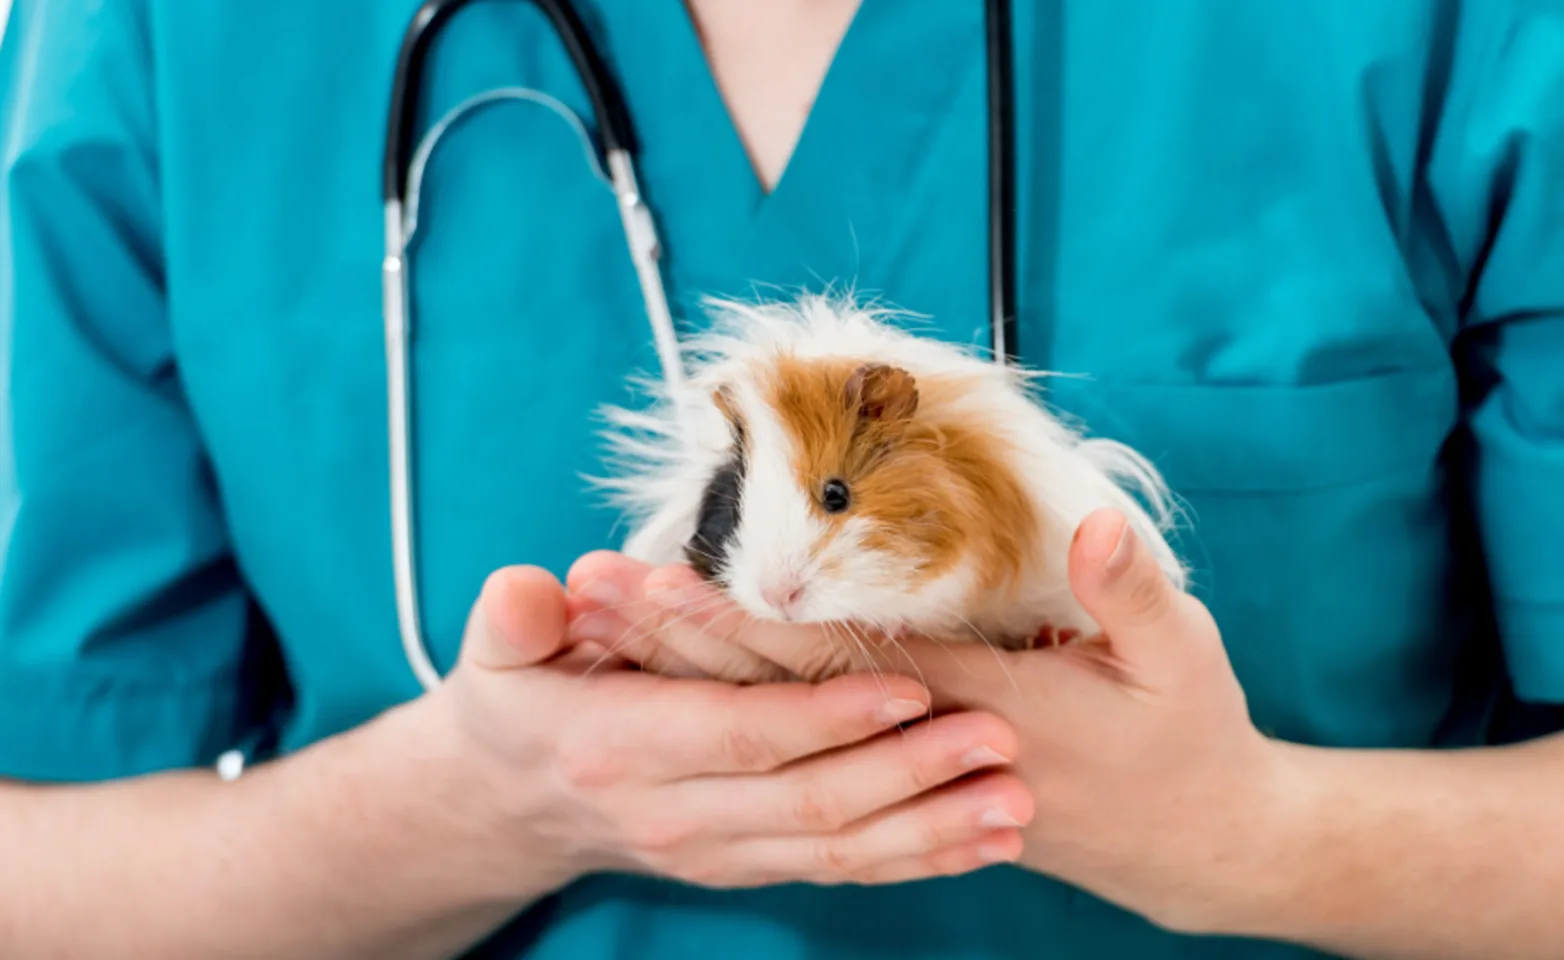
[381, 0, 1015, 691]
[384, 0, 638, 205]
[985, 0, 1017, 364]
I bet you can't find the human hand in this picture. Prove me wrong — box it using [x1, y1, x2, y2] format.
[892, 509, 1295, 934]
[410, 565, 1035, 901]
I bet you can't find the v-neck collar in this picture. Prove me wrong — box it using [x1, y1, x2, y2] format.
[604, 1, 982, 302]
[755, 2, 983, 266]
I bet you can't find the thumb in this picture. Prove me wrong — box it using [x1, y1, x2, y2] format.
[458, 565, 570, 673]
[1067, 508, 1197, 670]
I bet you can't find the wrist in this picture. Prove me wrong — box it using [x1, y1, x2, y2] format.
[1155, 736, 1332, 940]
[1183, 738, 1352, 943]
[356, 691, 586, 905]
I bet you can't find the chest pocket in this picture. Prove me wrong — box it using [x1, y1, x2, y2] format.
[1048, 367, 1467, 749]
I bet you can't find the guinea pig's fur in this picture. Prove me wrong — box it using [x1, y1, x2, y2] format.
[591, 294, 1188, 650]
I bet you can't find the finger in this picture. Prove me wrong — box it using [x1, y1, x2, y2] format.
[678, 709, 1020, 837]
[845, 829, 1027, 885]
[640, 565, 860, 681]
[564, 551, 710, 677]
[567, 553, 785, 682]
[708, 769, 1032, 887]
[458, 566, 570, 673]
[690, 830, 1023, 889]
[1067, 508, 1207, 672]
[568, 671, 933, 782]
[879, 631, 1039, 715]
[567, 601, 714, 680]
[565, 549, 650, 607]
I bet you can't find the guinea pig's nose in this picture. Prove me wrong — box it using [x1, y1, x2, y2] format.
[761, 579, 806, 617]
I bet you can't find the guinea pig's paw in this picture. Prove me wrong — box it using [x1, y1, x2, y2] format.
[1032, 624, 1084, 649]
[993, 626, 1057, 650]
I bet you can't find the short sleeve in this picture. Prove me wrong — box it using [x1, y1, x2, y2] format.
[0, 0, 287, 781]
[1426, 1, 1564, 703]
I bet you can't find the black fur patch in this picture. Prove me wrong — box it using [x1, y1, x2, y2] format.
[684, 448, 746, 581]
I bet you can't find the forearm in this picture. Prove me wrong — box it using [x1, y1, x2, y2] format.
[0, 700, 560, 960]
[1215, 732, 1564, 959]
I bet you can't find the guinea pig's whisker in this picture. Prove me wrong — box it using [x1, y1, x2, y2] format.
[647, 593, 745, 651]
[686, 594, 755, 648]
[846, 619, 933, 723]
[575, 592, 693, 618]
[579, 601, 714, 678]
[581, 591, 735, 675]
[615, 591, 735, 654]
[578, 646, 629, 680]
[833, 622, 920, 729]
[821, 622, 869, 687]
[929, 603, 1024, 701]
[827, 621, 884, 690]
[946, 609, 997, 649]
[576, 624, 660, 679]
[578, 576, 736, 622]
[570, 594, 727, 680]
[573, 592, 742, 683]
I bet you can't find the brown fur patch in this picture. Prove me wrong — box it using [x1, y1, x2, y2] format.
[762, 353, 1039, 596]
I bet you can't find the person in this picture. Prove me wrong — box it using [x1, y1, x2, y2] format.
[0, 1, 1560, 958]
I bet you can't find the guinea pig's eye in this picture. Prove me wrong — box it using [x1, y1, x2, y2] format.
[820, 478, 851, 514]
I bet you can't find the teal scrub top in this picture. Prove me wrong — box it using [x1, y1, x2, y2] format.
[3, 1, 1563, 957]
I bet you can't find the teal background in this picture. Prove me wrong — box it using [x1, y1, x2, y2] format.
[2, 2, 1562, 957]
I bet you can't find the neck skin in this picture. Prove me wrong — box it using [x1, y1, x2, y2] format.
[682, 0, 862, 192]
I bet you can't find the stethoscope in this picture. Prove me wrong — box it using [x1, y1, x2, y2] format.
[381, 0, 1017, 692]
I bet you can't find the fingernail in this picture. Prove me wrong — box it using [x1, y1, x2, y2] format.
[962, 746, 1012, 768]
[1104, 518, 1135, 574]
[980, 808, 1024, 829]
[580, 577, 626, 609]
[875, 698, 929, 724]
[979, 841, 1020, 864]
[572, 612, 624, 645]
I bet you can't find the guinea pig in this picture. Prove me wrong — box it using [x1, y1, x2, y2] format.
[590, 293, 1189, 651]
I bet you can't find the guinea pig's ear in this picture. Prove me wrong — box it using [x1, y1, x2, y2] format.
[845, 363, 919, 422]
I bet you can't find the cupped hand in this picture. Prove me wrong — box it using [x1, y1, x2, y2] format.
[418, 566, 1034, 900]
[895, 509, 1295, 934]
[566, 513, 1293, 933]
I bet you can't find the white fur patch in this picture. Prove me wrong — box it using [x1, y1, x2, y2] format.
[718, 380, 828, 620]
